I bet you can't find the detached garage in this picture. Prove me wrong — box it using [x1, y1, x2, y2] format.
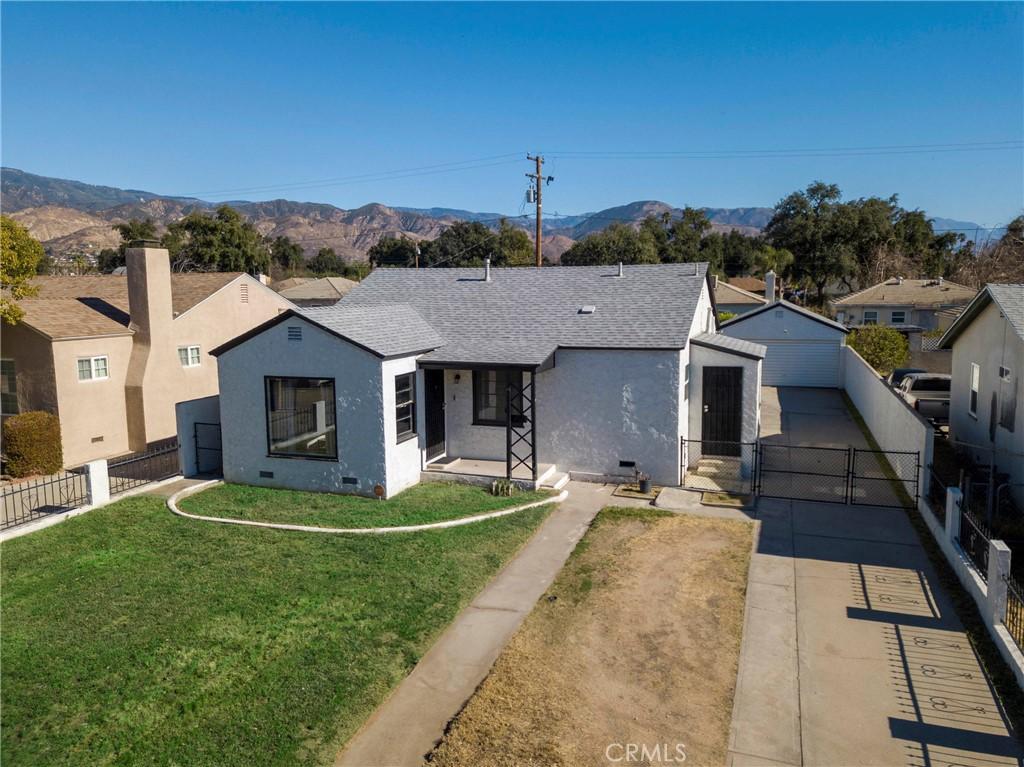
[719, 300, 848, 387]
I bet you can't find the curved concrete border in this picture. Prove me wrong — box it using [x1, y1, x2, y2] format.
[167, 479, 568, 534]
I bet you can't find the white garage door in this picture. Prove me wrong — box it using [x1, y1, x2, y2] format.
[760, 340, 841, 387]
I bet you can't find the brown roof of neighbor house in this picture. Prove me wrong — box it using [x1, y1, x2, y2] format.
[726, 276, 766, 294]
[832, 277, 976, 307]
[715, 281, 767, 306]
[276, 276, 359, 302]
[272, 276, 313, 292]
[16, 273, 244, 339]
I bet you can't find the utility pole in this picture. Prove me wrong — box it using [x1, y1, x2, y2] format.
[526, 154, 553, 267]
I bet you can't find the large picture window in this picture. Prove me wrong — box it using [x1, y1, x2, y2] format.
[265, 377, 337, 459]
[395, 373, 416, 442]
[472, 369, 524, 427]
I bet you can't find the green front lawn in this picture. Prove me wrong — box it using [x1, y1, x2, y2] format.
[1, 489, 552, 766]
[181, 481, 552, 528]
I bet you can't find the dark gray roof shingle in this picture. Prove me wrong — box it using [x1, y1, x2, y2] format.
[342, 263, 709, 365]
[690, 332, 767, 359]
[988, 284, 1024, 341]
[300, 303, 444, 357]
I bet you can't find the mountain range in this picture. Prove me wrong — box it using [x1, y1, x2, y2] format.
[0, 167, 1003, 263]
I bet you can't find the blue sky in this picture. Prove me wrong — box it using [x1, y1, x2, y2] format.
[2, 2, 1021, 226]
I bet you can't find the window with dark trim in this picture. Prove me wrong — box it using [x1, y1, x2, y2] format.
[395, 373, 416, 442]
[472, 369, 523, 426]
[265, 376, 337, 459]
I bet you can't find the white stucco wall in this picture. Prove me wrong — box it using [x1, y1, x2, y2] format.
[948, 303, 1024, 507]
[535, 348, 681, 486]
[382, 356, 424, 496]
[441, 368, 512, 462]
[687, 346, 761, 445]
[841, 345, 934, 499]
[216, 316, 413, 498]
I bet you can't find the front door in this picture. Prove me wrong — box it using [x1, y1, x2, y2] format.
[424, 369, 446, 461]
[702, 367, 743, 456]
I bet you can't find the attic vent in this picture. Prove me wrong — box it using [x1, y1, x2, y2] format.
[578, 305, 596, 315]
[287, 326, 302, 341]
[240, 283, 249, 303]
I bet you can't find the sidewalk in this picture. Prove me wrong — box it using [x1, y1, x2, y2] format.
[335, 481, 628, 767]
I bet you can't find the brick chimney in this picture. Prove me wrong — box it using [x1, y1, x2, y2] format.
[124, 247, 175, 450]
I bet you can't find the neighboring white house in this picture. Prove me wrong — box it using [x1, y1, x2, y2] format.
[939, 284, 1024, 508]
[207, 262, 765, 497]
[719, 276, 849, 388]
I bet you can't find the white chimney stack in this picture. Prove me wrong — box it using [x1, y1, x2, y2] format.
[617, 262, 624, 278]
[712, 274, 719, 289]
[484, 257, 491, 282]
[765, 270, 777, 303]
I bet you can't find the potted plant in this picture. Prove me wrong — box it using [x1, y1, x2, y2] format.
[637, 471, 652, 495]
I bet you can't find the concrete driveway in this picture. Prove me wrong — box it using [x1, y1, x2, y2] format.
[726, 387, 1022, 766]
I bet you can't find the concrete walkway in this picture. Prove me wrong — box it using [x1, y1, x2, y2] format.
[726, 498, 1023, 767]
[336, 481, 639, 767]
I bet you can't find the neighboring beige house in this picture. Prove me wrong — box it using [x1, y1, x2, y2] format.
[713, 276, 767, 316]
[832, 277, 976, 331]
[1, 247, 293, 466]
[275, 276, 358, 307]
[725, 276, 766, 295]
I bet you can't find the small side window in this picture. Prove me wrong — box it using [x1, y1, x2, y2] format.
[969, 363, 980, 417]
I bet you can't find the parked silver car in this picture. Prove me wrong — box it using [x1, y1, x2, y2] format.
[898, 373, 951, 422]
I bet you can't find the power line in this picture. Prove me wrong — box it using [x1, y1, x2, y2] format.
[545, 140, 1023, 160]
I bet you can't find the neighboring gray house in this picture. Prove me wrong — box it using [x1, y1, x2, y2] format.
[207, 262, 765, 498]
[832, 277, 976, 331]
[939, 284, 1024, 508]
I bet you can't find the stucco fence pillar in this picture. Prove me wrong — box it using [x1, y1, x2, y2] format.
[85, 459, 110, 507]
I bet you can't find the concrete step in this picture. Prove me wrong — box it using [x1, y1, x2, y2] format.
[534, 463, 557, 485]
[541, 471, 570, 492]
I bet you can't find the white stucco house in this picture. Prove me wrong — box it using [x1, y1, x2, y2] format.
[206, 262, 765, 498]
[939, 284, 1024, 508]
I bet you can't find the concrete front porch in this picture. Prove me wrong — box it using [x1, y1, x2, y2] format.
[422, 457, 568, 492]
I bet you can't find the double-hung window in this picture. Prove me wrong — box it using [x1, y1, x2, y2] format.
[969, 363, 980, 417]
[472, 369, 524, 426]
[1, 359, 17, 416]
[265, 377, 337, 458]
[178, 345, 201, 367]
[890, 310, 906, 324]
[863, 310, 878, 325]
[77, 356, 109, 382]
[395, 373, 416, 442]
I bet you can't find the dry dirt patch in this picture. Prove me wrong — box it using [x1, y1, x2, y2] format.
[427, 507, 753, 767]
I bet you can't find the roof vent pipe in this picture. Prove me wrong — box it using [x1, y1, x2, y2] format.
[617, 262, 624, 278]
[484, 257, 491, 282]
[897, 275, 904, 285]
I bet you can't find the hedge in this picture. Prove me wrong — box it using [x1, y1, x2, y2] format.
[3, 411, 63, 477]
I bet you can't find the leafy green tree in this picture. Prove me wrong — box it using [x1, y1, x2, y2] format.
[493, 219, 534, 265]
[269, 236, 305, 273]
[368, 236, 420, 267]
[753, 243, 794, 279]
[419, 221, 497, 267]
[560, 222, 659, 266]
[1, 216, 43, 324]
[661, 208, 710, 263]
[162, 206, 270, 274]
[308, 247, 346, 275]
[113, 217, 158, 248]
[765, 182, 855, 305]
[97, 248, 121, 273]
[847, 325, 909, 374]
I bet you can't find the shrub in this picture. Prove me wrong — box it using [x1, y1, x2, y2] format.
[848, 325, 909, 374]
[3, 411, 63, 477]
[718, 311, 736, 322]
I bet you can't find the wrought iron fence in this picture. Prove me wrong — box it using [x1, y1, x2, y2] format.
[681, 439, 757, 495]
[1005, 575, 1024, 651]
[925, 468, 949, 528]
[108, 439, 180, 496]
[957, 504, 991, 581]
[0, 469, 89, 530]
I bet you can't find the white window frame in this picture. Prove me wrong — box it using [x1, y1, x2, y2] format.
[890, 310, 906, 324]
[863, 310, 878, 325]
[969, 362, 980, 418]
[178, 345, 201, 368]
[77, 356, 109, 382]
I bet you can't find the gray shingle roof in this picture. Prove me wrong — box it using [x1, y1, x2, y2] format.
[939, 283, 1024, 348]
[719, 299, 850, 334]
[300, 303, 444, 357]
[342, 263, 709, 366]
[690, 332, 767, 359]
[988, 284, 1024, 341]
